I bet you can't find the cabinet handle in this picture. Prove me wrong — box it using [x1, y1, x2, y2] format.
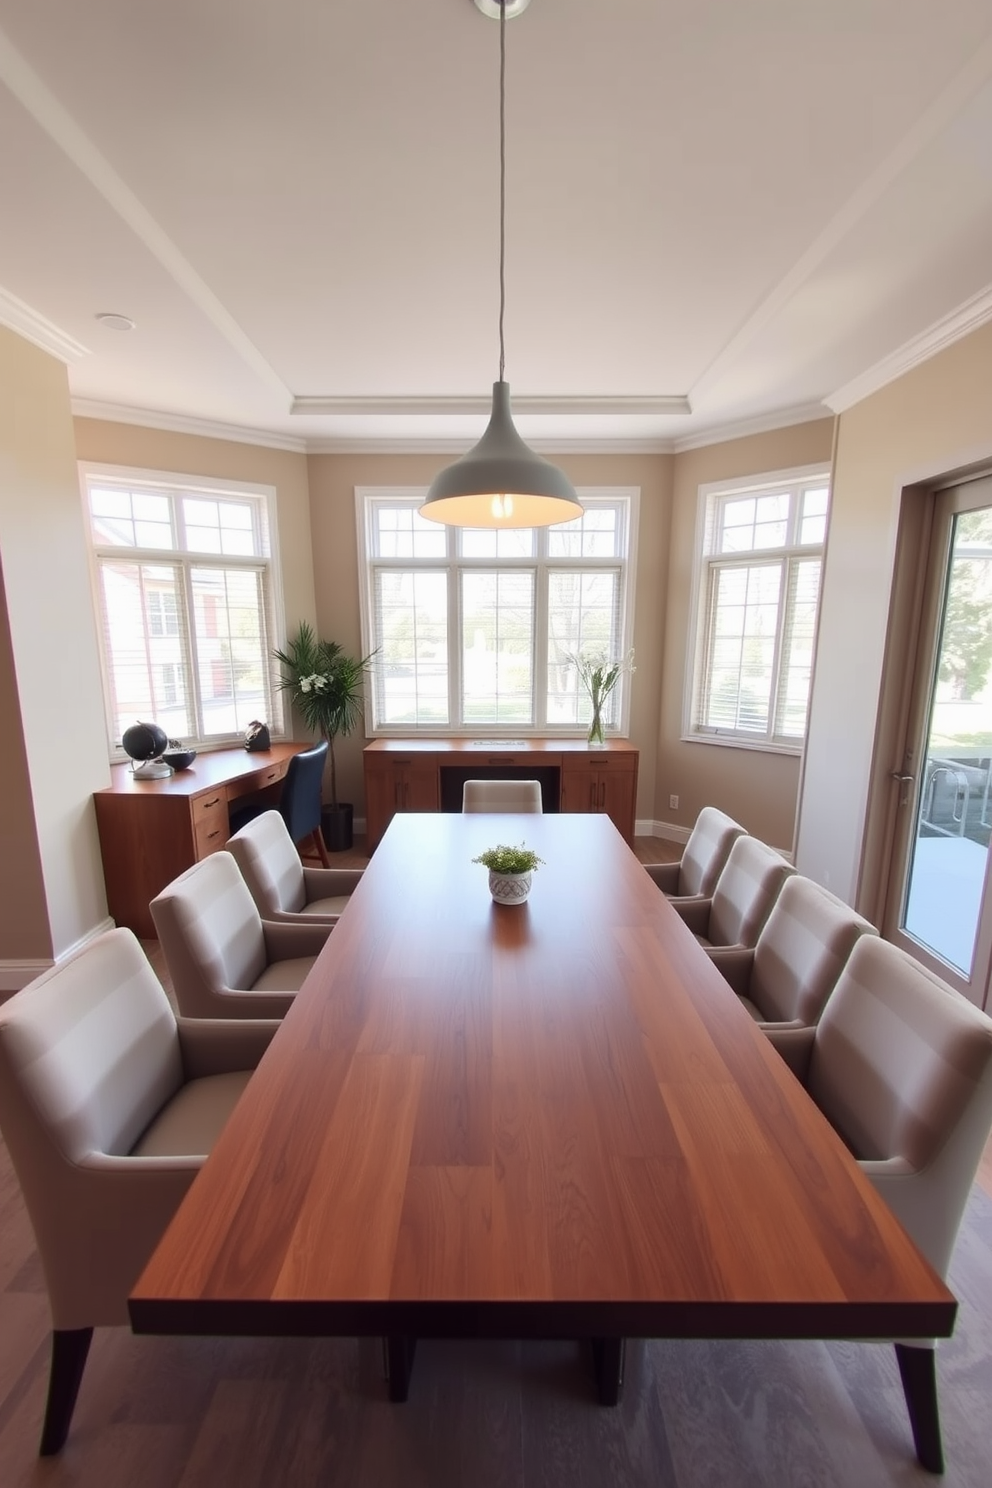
[589, 782, 596, 809]
[202, 796, 221, 808]
[489, 757, 516, 765]
[600, 781, 606, 809]
[206, 829, 221, 840]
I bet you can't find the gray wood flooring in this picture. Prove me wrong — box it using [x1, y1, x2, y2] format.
[2, 835, 991, 1485]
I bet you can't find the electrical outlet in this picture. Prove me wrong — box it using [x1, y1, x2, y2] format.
[669, 793, 679, 810]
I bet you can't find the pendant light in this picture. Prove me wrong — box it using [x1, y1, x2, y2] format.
[420, 0, 582, 529]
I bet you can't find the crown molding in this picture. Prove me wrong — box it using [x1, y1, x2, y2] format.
[0, 286, 89, 363]
[671, 402, 832, 453]
[304, 434, 677, 455]
[826, 284, 992, 413]
[71, 396, 837, 458]
[291, 394, 692, 417]
[71, 399, 308, 453]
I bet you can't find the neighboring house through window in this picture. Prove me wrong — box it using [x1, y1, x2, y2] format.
[685, 467, 830, 751]
[81, 466, 281, 752]
[357, 487, 638, 734]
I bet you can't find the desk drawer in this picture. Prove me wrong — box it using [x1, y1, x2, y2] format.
[192, 793, 229, 858]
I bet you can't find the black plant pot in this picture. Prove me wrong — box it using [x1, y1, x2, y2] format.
[321, 803, 354, 853]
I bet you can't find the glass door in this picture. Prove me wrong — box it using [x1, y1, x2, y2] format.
[883, 477, 992, 1009]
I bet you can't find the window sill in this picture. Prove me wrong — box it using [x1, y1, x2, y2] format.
[680, 731, 803, 758]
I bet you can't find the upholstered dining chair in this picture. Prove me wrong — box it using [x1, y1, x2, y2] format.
[0, 927, 279, 1454]
[706, 873, 876, 1031]
[671, 834, 793, 950]
[462, 778, 543, 813]
[766, 934, 992, 1473]
[644, 805, 745, 901]
[227, 809, 363, 925]
[228, 740, 331, 865]
[150, 850, 329, 1018]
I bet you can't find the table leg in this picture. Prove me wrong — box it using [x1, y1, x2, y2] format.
[591, 1336, 626, 1406]
[385, 1335, 418, 1403]
[894, 1343, 944, 1473]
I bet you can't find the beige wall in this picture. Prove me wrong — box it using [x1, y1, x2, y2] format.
[306, 451, 673, 821]
[0, 557, 51, 974]
[658, 419, 836, 851]
[797, 319, 992, 904]
[0, 328, 110, 966]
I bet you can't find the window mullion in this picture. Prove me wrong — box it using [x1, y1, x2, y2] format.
[534, 554, 549, 730]
[181, 559, 206, 738]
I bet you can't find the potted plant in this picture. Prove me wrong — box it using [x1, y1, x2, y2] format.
[472, 842, 544, 905]
[273, 622, 375, 851]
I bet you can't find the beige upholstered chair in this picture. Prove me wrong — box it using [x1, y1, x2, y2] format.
[0, 927, 279, 1454]
[671, 834, 793, 950]
[706, 874, 876, 1030]
[462, 779, 543, 813]
[767, 935, 992, 1472]
[644, 805, 745, 901]
[150, 850, 329, 1019]
[227, 810, 363, 925]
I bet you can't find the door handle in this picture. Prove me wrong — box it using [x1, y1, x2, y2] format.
[890, 771, 915, 806]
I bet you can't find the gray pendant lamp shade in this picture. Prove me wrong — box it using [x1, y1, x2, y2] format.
[420, 382, 582, 528]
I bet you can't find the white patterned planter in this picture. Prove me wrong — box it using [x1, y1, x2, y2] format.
[488, 869, 532, 905]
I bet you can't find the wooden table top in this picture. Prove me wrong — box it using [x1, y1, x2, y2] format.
[130, 813, 955, 1342]
[98, 742, 303, 798]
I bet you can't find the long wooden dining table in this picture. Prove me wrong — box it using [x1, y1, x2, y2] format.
[130, 811, 954, 1424]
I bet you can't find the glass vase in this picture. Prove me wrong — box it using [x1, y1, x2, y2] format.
[587, 705, 605, 746]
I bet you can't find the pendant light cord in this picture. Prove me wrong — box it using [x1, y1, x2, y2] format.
[498, 1, 506, 382]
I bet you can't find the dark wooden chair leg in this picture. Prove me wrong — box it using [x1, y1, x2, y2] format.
[384, 1335, 417, 1402]
[39, 1327, 93, 1455]
[313, 827, 331, 867]
[591, 1336, 626, 1406]
[895, 1343, 944, 1474]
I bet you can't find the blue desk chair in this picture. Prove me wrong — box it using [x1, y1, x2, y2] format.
[229, 741, 330, 866]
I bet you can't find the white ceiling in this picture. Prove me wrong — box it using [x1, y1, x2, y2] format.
[2, 0, 992, 453]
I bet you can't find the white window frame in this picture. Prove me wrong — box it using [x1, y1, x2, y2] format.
[683, 464, 829, 754]
[79, 463, 286, 758]
[356, 486, 639, 736]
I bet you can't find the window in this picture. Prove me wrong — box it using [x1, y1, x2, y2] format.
[358, 488, 637, 734]
[686, 469, 829, 750]
[81, 467, 280, 752]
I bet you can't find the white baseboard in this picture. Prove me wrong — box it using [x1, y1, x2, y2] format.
[636, 818, 691, 845]
[634, 819, 793, 861]
[0, 916, 115, 998]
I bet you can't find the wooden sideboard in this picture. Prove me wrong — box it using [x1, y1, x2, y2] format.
[363, 737, 638, 852]
[94, 743, 303, 938]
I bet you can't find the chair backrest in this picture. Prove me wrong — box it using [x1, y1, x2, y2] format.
[227, 810, 306, 917]
[462, 779, 543, 813]
[748, 875, 876, 1026]
[707, 835, 793, 948]
[280, 740, 328, 843]
[810, 934, 992, 1277]
[678, 806, 746, 897]
[150, 851, 268, 1017]
[0, 929, 182, 1324]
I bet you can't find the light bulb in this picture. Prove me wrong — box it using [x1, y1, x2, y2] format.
[491, 493, 514, 520]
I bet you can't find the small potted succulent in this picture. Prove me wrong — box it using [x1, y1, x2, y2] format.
[472, 842, 544, 905]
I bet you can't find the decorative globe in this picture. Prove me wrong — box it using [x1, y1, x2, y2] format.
[122, 721, 168, 762]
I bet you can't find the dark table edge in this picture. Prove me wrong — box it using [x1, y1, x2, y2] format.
[129, 1296, 956, 1341]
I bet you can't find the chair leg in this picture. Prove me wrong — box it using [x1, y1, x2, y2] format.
[39, 1327, 93, 1455]
[895, 1343, 944, 1474]
[311, 827, 331, 867]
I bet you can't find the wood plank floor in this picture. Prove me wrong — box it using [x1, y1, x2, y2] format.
[3, 834, 992, 1485]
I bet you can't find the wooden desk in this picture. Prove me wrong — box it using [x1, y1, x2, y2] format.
[130, 814, 953, 1426]
[364, 737, 639, 850]
[94, 743, 303, 938]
